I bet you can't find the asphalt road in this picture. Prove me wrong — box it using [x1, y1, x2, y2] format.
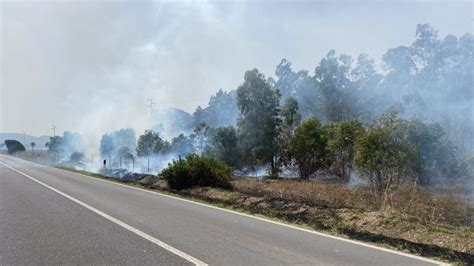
[0, 155, 441, 265]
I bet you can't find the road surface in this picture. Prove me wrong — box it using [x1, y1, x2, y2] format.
[0, 155, 440, 265]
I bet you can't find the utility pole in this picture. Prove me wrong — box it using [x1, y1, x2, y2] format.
[147, 99, 155, 121]
[22, 131, 26, 145]
[51, 125, 56, 137]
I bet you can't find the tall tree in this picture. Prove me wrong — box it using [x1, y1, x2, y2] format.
[236, 69, 281, 175]
[100, 134, 115, 161]
[136, 130, 168, 156]
[315, 50, 358, 122]
[213, 126, 239, 166]
[278, 97, 302, 167]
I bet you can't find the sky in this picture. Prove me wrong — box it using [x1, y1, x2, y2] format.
[1, 0, 473, 140]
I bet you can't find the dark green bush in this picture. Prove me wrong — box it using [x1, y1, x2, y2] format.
[160, 155, 232, 190]
[4, 140, 26, 154]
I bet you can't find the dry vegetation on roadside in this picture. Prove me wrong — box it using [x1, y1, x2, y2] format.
[163, 179, 473, 263]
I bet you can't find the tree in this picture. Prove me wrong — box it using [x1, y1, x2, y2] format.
[289, 118, 329, 179]
[213, 126, 239, 166]
[236, 69, 281, 175]
[30, 142, 36, 152]
[112, 129, 136, 154]
[117, 146, 135, 169]
[99, 129, 137, 166]
[325, 121, 364, 182]
[192, 122, 213, 156]
[193, 89, 239, 127]
[4, 140, 26, 154]
[100, 134, 115, 161]
[136, 130, 168, 156]
[354, 112, 417, 202]
[273, 59, 321, 120]
[170, 134, 194, 157]
[46, 136, 63, 155]
[274, 59, 298, 100]
[281, 97, 301, 130]
[352, 54, 383, 121]
[400, 118, 458, 184]
[278, 97, 302, 167]
[314, 50, 360, 122]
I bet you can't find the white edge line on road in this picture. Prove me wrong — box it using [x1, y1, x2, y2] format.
[1, 155, 445, 265]
[0, 161, 207, 266]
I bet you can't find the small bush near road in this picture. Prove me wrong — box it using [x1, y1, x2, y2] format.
[160, 155, 232, 190]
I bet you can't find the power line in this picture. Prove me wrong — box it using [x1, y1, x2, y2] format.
[147, 99, 156, 120]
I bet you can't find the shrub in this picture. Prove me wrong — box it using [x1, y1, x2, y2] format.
[325, 121, 364, 182]
[4, 140, 26, 154]
[289, 118, 329, 179]
[160, 155, 232, 190]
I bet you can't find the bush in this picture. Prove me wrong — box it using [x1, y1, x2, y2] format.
[160, 155, 232, 190]
[4, 140, 26, 154]
[289, 118, 329, 179]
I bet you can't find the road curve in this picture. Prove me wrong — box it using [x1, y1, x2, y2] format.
[0, 155, 441, 265]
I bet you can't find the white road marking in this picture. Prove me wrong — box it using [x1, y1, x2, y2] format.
[1, 155, 445, 265]
[0, 160, 207, 266]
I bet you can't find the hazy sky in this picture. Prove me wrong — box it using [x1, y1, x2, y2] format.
[1, 0, 473, 139]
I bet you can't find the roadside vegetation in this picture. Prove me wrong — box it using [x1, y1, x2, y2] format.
[3, 24, 473, 263]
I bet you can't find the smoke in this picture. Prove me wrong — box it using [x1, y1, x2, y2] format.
[1, 1, 472, 160]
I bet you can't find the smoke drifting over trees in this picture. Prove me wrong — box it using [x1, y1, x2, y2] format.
[12, 24, 470, 187]
[2, 0, 472, 199]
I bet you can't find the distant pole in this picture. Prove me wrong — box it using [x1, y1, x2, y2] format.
[22, 131, 26, 145]
[103, 160, 107, 177]
[147, 98, 156, 121]
[147, 156, 150, 172]
[51, 125, 56, 137]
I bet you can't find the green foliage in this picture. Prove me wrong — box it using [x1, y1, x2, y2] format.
[325, 121, 364, 181]
[170, 133, 194, 156]
[213, 126, 239, 166]
[354, 112, 416, 193]
[354, 112, 460, 192]
[236, 69, 281, 174]
[191, 122, 215, 156]
[160, 155, 232, 190]
[281, 97, 301, 130]
[193, 89, 239, 128]
[278, 97, 302, 167]
[315, 50, 359, 122]
[136, 130, 169, 156]
[4, 140, 26, 154]
[289, 118, 329, 178]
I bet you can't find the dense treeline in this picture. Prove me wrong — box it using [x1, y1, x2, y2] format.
[95, 24, 473, 193]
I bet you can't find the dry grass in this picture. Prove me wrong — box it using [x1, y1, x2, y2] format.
[232, 179, 473, 227]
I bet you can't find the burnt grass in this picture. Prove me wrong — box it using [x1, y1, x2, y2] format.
[160, 179, 473, 264]
[55, 167, 474, 264]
